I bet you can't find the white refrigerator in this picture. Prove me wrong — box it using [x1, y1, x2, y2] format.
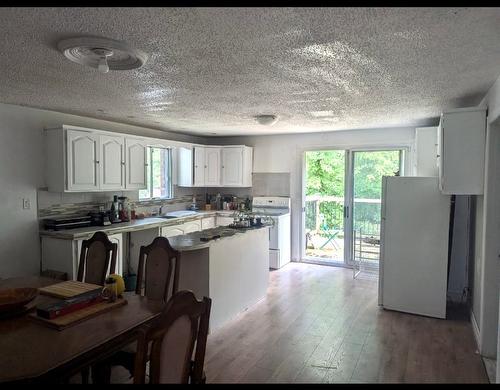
[378, 176, 451, 319]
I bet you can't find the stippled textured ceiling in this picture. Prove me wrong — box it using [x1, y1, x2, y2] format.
[1, 7, 500, 136]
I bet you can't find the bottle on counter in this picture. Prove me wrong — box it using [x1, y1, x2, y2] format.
[215, 193, 222, 211]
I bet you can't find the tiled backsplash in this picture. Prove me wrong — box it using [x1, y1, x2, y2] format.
[37, 172, 291, 221]
[37, 186, 205, 220]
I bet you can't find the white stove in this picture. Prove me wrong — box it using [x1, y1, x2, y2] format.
[252, 196, 291, 270]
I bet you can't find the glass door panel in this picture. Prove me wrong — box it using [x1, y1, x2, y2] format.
[351, 150, 402, 275]
[304, 150, 346, 264]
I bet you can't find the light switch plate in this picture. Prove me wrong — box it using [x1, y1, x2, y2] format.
[23, 198, 30, 209]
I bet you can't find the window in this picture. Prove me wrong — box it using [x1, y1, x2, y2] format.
[139, 146, 173, 200]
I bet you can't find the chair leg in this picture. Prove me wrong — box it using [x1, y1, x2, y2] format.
[81, 367, 90, 384]
[91, 362, 112, 384]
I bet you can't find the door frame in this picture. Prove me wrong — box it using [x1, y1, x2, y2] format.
[300, 144, 412, 267]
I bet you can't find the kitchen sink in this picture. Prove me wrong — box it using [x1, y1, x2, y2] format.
[157, 215, 177, 219]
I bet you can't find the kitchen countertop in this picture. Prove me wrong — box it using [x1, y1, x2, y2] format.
[168, 225, 270, 252]
[39, 210, 239, 240]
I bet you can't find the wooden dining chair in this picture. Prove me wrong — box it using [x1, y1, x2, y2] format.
[91, 236, 181, 383]
[77, 231, 117, 286]
[133, 290, 212, 384]
[135, 236, 181, 302]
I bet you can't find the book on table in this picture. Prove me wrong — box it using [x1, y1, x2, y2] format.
[36, 289, 104, 319]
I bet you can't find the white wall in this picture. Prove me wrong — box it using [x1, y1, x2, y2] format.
[210, 126, 416, 261]
[0, 103, 206, 278]
[473, 74, 500, 358]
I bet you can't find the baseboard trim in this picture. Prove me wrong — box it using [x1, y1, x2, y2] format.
[471, 310, 481, 352]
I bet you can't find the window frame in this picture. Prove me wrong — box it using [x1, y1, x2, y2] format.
[139, 145, 174, 201]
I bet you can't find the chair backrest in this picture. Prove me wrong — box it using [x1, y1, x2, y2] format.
[77, 231, 117, 285]
[133, 290, 212, 384]
[135, 236, 181, 302]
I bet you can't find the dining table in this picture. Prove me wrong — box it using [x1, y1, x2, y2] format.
[0, 276, 165, 383]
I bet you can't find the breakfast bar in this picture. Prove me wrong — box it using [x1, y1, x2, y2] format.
[168, 225, 270, 331]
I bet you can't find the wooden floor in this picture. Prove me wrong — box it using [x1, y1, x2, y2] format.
[203, 262, 488, 383]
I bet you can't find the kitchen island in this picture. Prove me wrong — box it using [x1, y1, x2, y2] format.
[169, 225, 270, 331]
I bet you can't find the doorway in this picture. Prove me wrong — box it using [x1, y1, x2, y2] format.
[302, 148, 404, 268]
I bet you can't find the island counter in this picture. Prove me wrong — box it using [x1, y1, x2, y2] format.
[169, 225, 270, 331]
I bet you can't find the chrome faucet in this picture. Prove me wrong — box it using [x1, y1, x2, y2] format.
[159, 205, 165, 216]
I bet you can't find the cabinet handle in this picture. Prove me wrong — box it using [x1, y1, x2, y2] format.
[95, 160, 100, 164]
[204, 165, 207, 168]
[121, 161, 125, 165]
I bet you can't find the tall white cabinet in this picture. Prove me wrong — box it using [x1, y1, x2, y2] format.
[437, 107, 486, 195]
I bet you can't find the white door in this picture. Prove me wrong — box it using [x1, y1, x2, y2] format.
[205, 147, 221, 186]
[66, 130, 99, 191]
[161, 226, 185, 238]
[100, 135, 125, 190]
[222, 147, 243, 186]
[193, 147, 205, 186]
[125, 138, 147, 190]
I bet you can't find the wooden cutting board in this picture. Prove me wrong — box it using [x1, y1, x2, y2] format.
[38, 280, 102, 299]
[29, 298, 127, 330]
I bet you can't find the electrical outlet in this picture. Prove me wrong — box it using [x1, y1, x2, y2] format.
[22, 198, 30, 210]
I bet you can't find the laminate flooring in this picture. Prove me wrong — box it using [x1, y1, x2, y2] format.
[203, 262, 488, 384]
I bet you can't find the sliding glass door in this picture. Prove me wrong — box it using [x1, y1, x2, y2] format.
[349, 150, 403, 273]
[303, 148, 405, 268]
[304, 150, 346, 265]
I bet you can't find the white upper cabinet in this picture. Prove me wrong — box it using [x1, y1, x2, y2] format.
[222, 146, 253, 187]
[125, 137, 147, 190]
[193, 146, 206, 186]
[205, 147, 221, 186]
[66, 130, 100, 191]
[438, 107, 486, 195]
[222, 147, 243, 186]
[100, 134, 124, 190]
[177, 145, 252, 188]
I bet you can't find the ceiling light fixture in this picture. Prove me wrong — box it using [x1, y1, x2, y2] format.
[254, 114, 278, 126]
[57, 37, 148, 73]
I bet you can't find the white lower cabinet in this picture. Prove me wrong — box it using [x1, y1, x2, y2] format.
[161, 226, 185, 238]
[201, 217, 215, 230]
[183, 220, 202, 233]
[41, 232, 123, 281]
[160, 220, 202, 238]
[216, 216, 234, 227]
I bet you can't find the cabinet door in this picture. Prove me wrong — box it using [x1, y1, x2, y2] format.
[193, 147, 205, 186]
[108, 233, 123, 275]
[125, 138, 147, 190]
[201, 217, 215, 230]
[216, 216, 234, 227]
[161, 226, 185, 238]
[66, 130, 100, 191]
[205, 147, 221, 186]
[222, 147, 243, 186]
[177, 147, 194, 187]
[182, 220, 202, 233]
[100, 135, 125, 190]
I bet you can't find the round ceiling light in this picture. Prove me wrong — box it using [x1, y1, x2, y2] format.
[254, 114, 278, 126]
[57, 37, 148, 73]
